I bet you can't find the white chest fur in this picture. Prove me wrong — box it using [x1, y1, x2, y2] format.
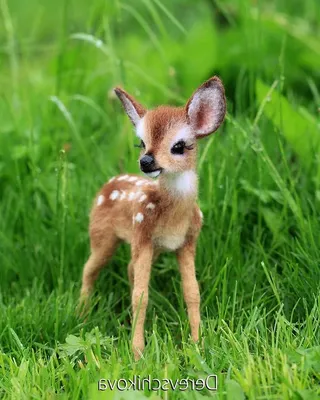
[151, 172, 197, 252]
[153, 214, 191, 252]
[154, 233, 186, 251]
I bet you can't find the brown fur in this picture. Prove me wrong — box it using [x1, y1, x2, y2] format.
[80, 76, 226, 360]
[140, 108, 197, 175]
[144, 106, 186, 148]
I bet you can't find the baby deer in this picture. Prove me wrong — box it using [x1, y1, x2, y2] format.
[80, 76, 226, 360]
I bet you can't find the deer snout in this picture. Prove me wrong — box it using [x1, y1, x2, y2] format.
[140, 154, 156, 172]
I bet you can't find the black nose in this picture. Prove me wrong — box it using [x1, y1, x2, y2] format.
[140, 154, 155, 172]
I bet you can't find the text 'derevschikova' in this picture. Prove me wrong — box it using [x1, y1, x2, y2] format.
[98, 375, 218, 392]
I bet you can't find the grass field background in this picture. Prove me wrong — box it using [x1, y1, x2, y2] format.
[1, 0, 320, 398]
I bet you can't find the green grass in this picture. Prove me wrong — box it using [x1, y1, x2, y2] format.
[1, 0, 320, 398]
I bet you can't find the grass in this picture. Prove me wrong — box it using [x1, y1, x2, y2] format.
[1, 0, 320, 398]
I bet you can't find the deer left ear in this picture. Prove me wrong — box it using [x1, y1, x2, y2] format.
[114, 87, 146, 127]
[185, 76, 226, 138]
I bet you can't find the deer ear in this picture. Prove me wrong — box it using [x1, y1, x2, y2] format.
[114, 87, 146, 127]
[185, 76, 226, 138]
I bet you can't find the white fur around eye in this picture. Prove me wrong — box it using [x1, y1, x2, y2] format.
[171, 125, 193, 147]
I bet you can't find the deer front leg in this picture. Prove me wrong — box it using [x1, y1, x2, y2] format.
[176, 239, 200, 342]
[131, 242, 153, 360]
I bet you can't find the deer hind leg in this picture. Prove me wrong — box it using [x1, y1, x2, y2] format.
[128, 260, 134, 289]
[176, 239, 200, 342]
[79, 232, 118, 309]
[130, 242, 153, 360]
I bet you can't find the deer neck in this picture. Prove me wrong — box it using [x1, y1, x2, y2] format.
[158, 170, 198, 205]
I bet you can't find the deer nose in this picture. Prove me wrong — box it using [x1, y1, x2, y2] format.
[140, 154, 155, 172]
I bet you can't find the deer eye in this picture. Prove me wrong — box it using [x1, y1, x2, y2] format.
[171, 140, 185, 155]
[134, 140, 145, 149]
[171, 140, 194, 155]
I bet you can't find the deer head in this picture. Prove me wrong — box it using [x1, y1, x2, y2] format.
[114, 77, 226, 179]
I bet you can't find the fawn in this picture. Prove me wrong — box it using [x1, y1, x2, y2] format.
[80, 76, 226, 360]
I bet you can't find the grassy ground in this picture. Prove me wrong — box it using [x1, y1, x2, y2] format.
[1, 0, 320, 398]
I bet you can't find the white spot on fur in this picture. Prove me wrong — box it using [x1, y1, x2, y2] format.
[128, 191, 144, 201]
[118, 175, 129, 181]
[136, 118, 145, 141]
[97, 195, 104, 206]
[136, 180, 146, 186]
[146, 202, 155, 210]
[128, 192, 136, 201]
[108, 177, 115, 183]
[199, 209, 203, 220]
[134, 212, 144, 223]
[138, 194, 147, 203]
[164, 170, 197, 197]
[109, 190, 119, 200]
[128, 176, 138, 182]
[119, 191, 126, 200]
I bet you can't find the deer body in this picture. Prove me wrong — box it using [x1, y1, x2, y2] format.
[80, 77, 226, 360]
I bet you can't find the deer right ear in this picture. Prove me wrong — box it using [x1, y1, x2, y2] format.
[114, 87, 146, 127]
[185, 76, 226, 139]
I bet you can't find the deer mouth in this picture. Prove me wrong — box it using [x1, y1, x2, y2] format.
[144, 168, 162, 178]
